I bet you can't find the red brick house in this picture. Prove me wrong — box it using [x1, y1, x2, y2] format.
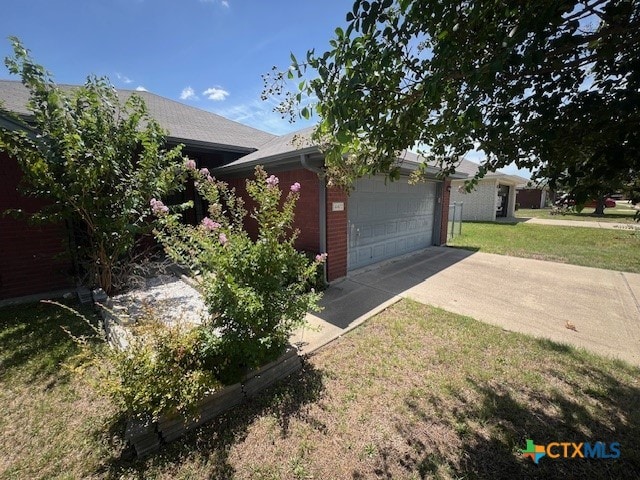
[218, 128, 456, 281]
[0, 80, 457, 302]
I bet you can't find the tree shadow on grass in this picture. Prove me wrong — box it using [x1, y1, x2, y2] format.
[378, 343, 640, 479]
[98, 358, 327, 480]
[0, 301, 99, 383]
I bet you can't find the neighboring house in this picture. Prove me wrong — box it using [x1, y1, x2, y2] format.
[449, 158, 529, 221]
[0, 80, 459, 302]
[516, 185, 551, 209]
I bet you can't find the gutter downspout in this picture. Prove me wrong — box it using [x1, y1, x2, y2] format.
[300, 154, 327, 284]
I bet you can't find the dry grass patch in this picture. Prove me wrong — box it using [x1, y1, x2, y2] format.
[0, 302, 122, 480]
[2, 300, 640, 479]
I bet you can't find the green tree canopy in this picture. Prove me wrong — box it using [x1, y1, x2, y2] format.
[0, 38, 186, 293]
[266, 0, 639, 206]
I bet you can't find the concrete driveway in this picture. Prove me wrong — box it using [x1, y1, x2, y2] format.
[294, 247, 640, 367]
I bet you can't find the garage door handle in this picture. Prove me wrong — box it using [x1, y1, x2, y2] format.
[349, 223, 360, 247]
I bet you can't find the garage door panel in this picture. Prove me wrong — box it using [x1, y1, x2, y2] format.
[359, 225, 373, 240]
[359, 202, 374, 218]
[373, 224, 386, 237]
[348, 176, 438, 271]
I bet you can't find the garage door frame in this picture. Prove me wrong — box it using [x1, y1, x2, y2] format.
[347, 176, 441, 272]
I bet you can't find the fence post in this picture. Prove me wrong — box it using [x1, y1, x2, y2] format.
[448, 203, 456, 240]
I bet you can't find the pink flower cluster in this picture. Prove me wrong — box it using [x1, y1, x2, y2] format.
[199, 167, 214, 183]
[315, 252, 328, 263]
[201, 217, 221, 231]
[185, 159, 197, 170]
[290, 182, 301, 193]
[150, 198, 169, 215]
[219, 233, 228, 246]
[266, 175, 279, 188]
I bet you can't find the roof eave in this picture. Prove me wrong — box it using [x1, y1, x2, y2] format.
[166, 136, 258, 154]
[0, 112, 37, 139]
[214, 146, 320, 174]
[397, 162, 461, 180]
[448, 172, 469, 179]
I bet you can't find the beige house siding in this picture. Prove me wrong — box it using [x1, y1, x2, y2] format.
[451, 178, 518, 221]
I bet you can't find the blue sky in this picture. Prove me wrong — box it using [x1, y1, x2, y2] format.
[1, 0, 529, 177]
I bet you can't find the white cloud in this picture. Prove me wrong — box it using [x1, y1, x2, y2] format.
[180, 86, 198, 100]
[199, 0, 229, 5]
[203, 86, 230, 101]
[213, 97, 314, 135]
[135, 86, 148, 92]
[115, 73, 133, 84]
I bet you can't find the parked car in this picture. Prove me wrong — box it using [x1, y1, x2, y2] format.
[584, 198, 616, 208]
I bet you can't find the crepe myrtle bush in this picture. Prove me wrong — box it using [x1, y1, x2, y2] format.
[153, 165, 325, 381]
[0, 38, 187, 294]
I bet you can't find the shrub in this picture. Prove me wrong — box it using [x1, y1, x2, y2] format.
[100, 314, 221, 420]
[0, 38, 186, 294]
[47, 300, 220, 420]
[154, 166, 324, 382]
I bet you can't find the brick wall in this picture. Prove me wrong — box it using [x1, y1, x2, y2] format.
[225, 168, 321, 253]
[450, 178, 498, 221]
[0, 152, 72, 300]
[439, 178, 452, 245]
[325, 186, 348, 281]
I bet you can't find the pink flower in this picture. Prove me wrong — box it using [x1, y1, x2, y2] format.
[200, 167, 210, 177]
[219, 233, 228, 246]
[290, 182, 301, 193]
[150, 198, 169, 215]
[201, 217, 221, 231]
[315, 253, 328, 263]
[266, 175, 279, 188]
[185, 159, 197, 170]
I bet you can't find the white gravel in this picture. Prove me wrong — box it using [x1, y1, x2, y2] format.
[108, 274, 209, 327]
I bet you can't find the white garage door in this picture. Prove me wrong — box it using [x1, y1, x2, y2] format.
[348, 176, 438, 271]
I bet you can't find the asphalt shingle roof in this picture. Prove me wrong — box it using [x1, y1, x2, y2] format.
[0, 80, 275, 151]
[222, 126, 435, 168]
[455, 157, 529, 184]
[455, 158, 505, 177]
[222, 126, 317, 167]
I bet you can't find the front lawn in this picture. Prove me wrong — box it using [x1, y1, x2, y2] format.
[448, 222, 640, 273]
[0, 302, 118, 479]
[1, 300, 639, 479]
[517, 202, 638, 223]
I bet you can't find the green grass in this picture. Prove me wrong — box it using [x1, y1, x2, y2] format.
[2, 300, 640, 479]
[448, 222, 640, 273]
[517, 202, 638, 223]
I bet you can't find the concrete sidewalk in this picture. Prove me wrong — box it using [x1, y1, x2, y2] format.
[522, 217, 639, 230]
[293, 247, 640, 367]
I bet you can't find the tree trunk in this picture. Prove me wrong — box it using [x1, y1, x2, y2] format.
[594, 196, 605, 216]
